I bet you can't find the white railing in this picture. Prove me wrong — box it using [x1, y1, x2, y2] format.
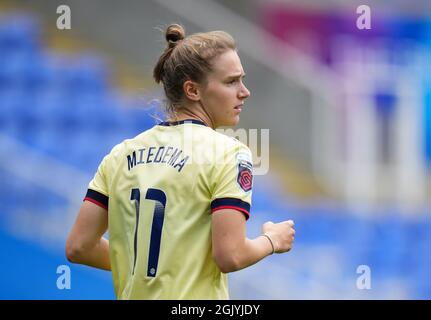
[0, 133, 91, 246]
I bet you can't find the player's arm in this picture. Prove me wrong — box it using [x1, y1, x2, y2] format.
[65, 200, 111, 271]
[212, 209, 295, 273]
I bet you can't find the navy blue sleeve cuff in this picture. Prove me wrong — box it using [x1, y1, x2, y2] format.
[211, 198, 250, 220]
[84, 189, 109, 210]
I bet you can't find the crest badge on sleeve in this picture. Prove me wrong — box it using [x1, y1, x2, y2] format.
[236, 153, 253, 192]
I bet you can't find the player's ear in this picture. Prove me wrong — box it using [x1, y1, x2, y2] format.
[183, 80, 201, 101]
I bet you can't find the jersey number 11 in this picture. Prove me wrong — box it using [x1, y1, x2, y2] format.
[130, 188, 166, 277]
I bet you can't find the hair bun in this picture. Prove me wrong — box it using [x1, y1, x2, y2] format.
[166, 24, 185, 48]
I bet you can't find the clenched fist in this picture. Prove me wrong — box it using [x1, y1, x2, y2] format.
[262, 220, 295, 253]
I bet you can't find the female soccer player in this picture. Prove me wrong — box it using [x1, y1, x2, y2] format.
[66, 24, 295, 299]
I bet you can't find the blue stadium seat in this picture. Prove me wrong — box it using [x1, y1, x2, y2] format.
[59, 53, 111, 94]
[365, 216, 406, 277]
[0, 51, 34, 88]
[0, 171, 20, 212]
[0, 87, 26, 125]
[0, 12, 40, 54]
[23, 54, 60, 92]
[64, 130, 111, 171]
[409, 260, 431, 299]
[402, 217, 431, 283]
[118, 95, 159, 133]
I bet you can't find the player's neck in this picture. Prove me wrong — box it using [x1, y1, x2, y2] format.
[168, 103, 215, 129]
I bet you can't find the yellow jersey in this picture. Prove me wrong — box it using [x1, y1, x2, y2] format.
[84, 119, 253, 299]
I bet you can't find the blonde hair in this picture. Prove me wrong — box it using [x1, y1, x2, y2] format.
[153, 24, 236, 116]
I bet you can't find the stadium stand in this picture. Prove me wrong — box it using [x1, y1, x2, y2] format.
[0, 11, 430, 299]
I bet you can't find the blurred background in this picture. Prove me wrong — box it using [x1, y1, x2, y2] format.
[1, 0, 431, 299]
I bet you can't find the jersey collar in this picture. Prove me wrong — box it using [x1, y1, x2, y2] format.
[158, 119, 208, 127]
